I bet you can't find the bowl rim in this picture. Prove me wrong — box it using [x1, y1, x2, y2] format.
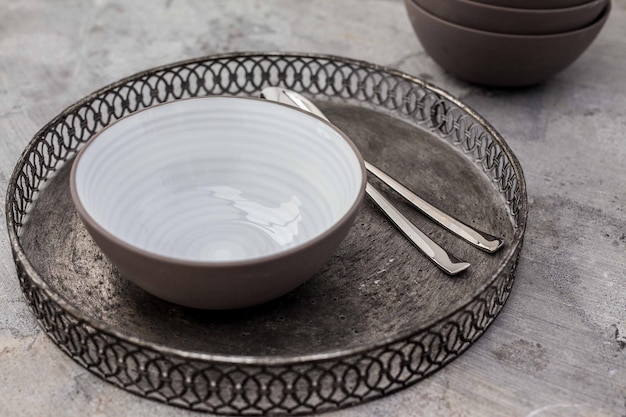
[419, 0, 607, 15]
[69, 95, 367, 268]
[406, 0, 611, 39]
[469, 0, 596, 9]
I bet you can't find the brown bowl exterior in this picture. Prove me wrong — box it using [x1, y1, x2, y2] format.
[404, 0, 610, 87]
[471, 0, 594, 9]
[74, 195, 363, 310]
[412, 0, 607, 35]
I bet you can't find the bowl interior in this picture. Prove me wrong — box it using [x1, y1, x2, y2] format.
[72, 97, 364, 263]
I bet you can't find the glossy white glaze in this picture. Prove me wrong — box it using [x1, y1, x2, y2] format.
[74, 97, 364, 262]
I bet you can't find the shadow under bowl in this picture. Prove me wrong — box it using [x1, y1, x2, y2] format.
[404, 0, 610, 87]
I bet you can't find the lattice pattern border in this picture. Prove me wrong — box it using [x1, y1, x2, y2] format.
[6, 52, 527, 415]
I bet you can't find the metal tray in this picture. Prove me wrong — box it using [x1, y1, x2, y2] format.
[6, 52, 527, 415]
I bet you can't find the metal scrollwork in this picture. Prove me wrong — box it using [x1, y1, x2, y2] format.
[6, 52, 527, 415]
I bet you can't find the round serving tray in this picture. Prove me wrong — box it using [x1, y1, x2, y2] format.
[6, 52, 527, 415]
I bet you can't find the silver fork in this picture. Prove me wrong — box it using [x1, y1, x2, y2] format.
[261, 87, 495, 275]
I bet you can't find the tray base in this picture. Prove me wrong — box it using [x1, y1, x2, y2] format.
[21, 102, 513, 358]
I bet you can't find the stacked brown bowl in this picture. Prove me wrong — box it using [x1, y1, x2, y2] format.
[404, 0, 611, 86]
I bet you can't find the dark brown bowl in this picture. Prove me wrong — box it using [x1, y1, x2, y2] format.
[404, 0, 610, 86]
[413, 0, 607, 35]
[472, 0, 594, 8]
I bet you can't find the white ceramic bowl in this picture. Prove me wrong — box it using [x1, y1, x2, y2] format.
[70, 96, 366, 309]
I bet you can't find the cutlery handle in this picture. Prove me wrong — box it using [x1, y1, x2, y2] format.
[365, 162, 503, 253]
[260, 86, 501, 254]
[365, 183, 470, 275]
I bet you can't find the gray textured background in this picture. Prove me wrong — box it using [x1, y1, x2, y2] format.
[1, 1, 624, 416]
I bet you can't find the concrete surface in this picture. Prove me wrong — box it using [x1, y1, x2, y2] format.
[0, 0, 624, 416]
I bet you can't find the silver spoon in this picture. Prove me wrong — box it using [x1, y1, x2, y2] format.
[261, 87, 472, 275]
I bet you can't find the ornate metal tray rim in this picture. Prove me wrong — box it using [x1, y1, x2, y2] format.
[6, 52, 528, 416]
[7, 51, 527, 366]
